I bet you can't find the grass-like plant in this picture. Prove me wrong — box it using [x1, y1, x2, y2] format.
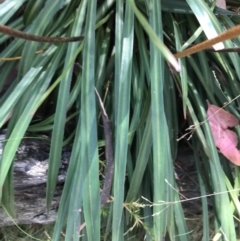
[1, 0, 240, 240]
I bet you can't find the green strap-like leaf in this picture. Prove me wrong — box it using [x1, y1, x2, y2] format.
[81, 1, 100, 240]
[112, 1, 134, 240]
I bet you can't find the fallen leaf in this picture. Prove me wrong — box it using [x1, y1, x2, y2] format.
[216, 0, 226, 9]
[207, 101, 240, 165]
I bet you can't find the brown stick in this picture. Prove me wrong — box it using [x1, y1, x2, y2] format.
[174, 24, 240, 59]
[94, 88, 114, 208]
[0, 24, 84, 43]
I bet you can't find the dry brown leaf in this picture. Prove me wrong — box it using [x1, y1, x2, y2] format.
[216, 0, 226, 9]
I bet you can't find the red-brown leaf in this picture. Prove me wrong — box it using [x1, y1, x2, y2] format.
[207, 101, 240, 165]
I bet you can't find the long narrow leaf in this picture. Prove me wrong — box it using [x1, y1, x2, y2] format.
[81, 1, 100, 240]
[112, 2, 134, 240]
[46, 0, 86, 209]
